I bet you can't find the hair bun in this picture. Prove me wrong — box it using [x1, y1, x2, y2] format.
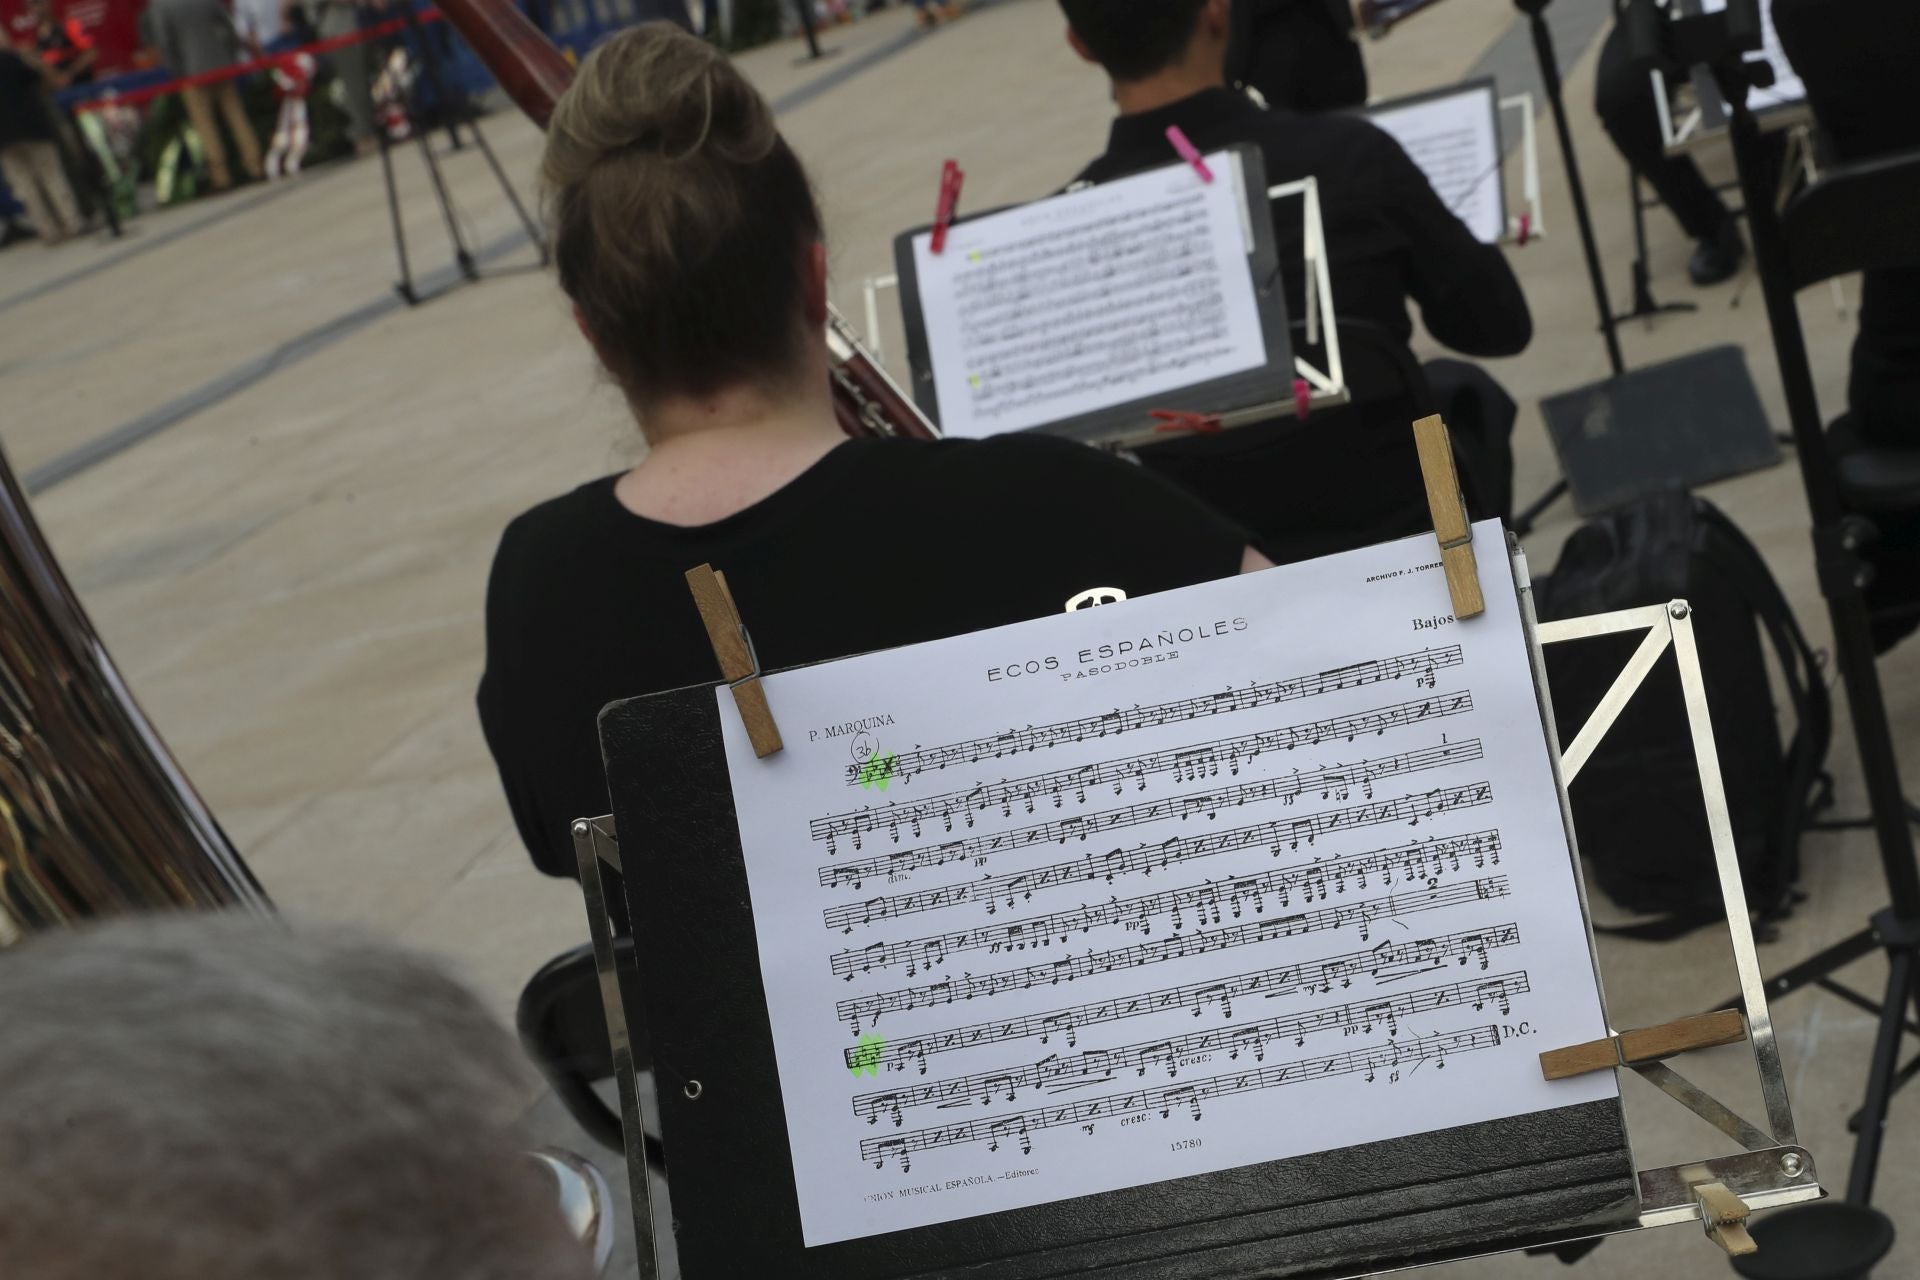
[539, 23, 824, 407]
[544, 23, 776, 187]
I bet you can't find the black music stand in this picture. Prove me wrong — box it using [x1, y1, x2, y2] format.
[1510, 0, 1779, 533]
[1612, 0, 1697, 327]
[563, 533, 1824, 1277]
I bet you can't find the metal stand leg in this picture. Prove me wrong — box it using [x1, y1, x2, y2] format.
[378, 122, 418, 304]
[466, 120, 548, 264]
[1847, 947, 1916, 1204]
[1509, 0, 1629, 535]
[1614, 170, 1697, 327]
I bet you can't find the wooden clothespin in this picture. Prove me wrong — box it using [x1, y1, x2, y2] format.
[685, 564, 784, 759]
[1694, 1181, 1758, 1257]
[1411, 414, 1485, 619]
[1538, 1009, 1748, 1081]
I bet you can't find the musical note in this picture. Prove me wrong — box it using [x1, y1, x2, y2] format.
[826, 829, 1506, 975]
[848, 973, 1532, 1124]
[858, 1026, 1504, 1167]
[818, 747, 1488, 893]
[837, 647, 1465, 787]
[832, 880, 1512, 1033]
[811, 693, 1475, 845]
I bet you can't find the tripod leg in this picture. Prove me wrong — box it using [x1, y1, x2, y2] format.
[378, 126, 417, 304]
[1511, 479, 1568, 536]
[1846, 948, 1916, 1204]
[465, 120, 547, 265]
[411, 114, 476, 281]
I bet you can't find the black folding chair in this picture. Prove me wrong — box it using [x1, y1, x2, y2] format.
[1732, 125, 1920, 1239]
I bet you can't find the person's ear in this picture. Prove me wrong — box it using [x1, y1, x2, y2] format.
[1203, 0, 1232, 38]
[802, 240, 829, 328]
[1065, 24, 1098, 65]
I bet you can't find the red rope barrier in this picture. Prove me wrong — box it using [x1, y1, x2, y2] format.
[70, 9, 444, 114]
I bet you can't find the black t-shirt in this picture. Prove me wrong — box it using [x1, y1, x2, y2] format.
[1072, 89, 1532, 359]
[1773, 0, 1920, 446]
[479, 434, 1250, 876]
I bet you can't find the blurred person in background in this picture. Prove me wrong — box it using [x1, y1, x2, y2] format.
[0, 24, 84, 244]
[1228, 0, 1367, 113]
[0, 914, 599, 1280]
[26, 0, 94, 88]
[312, 0, 377, 154]
[143, 0, 266, 189]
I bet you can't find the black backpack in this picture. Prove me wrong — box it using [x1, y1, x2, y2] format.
[1534, 493, 1831, 939]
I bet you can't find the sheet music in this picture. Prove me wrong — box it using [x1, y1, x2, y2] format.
[1699, 0, 1805, 112]
[718, 523, 1615, 1247]
[908, 151, 1268, 439]
[1365, 83, 1506, 245]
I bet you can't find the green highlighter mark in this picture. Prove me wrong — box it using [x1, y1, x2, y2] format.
[849, 1033, 885, 1078]
[858, 752, 898, 791]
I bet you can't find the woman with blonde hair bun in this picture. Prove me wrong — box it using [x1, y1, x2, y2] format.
[479, 22, 1273, 877]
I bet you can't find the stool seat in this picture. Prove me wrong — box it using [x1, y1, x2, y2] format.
[1830, 418, 1920, 514]
[1729, 1202, 1895, 1280]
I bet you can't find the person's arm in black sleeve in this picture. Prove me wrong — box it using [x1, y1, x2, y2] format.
[476, 518, 577, 878]
[1374, 127, 1533, 357]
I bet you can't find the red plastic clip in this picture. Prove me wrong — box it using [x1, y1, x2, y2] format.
[1293, 378, 1311, 421]
[1150, 408, 1223, 435]
[1517, 212, 1532, 246]
[931, 159, 964, 254]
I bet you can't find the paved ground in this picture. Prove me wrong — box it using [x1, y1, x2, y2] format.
[0, 0, 1911, 1275]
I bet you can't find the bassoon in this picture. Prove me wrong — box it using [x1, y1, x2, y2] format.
[435, 0, 939, 440]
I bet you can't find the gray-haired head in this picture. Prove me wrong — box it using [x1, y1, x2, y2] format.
[0, 913, 596, 1280]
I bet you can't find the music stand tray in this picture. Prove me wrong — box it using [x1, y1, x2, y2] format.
[1540, 344, 1782, 517]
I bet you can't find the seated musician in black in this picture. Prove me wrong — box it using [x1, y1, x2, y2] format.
[1058, 0, 1531, 532]
[1592, 16, 1746, 287]
[477, 23, 1273, 878]
[1774, 0, 1920, 651]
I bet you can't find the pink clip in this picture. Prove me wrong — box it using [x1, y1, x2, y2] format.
[1517, 212, 1532, 246]
[1293, 378, 1311, 421]
[1150, 408, 1223, 435]
[1165, 126, 1213, 184]
[931, 160, 964, 254]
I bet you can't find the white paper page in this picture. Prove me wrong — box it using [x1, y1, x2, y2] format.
[718, 523, 1616, 1247]
[1366, 85, 1506, 245]
[909, 152, 1268, 439]
[1699, 0, 1806, 111]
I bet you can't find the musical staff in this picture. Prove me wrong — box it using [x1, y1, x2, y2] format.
[811, 693, 1474, 845]
[827, 830, 1505, 976]
[834, 878, 1511, 1033]
[858, 1026, 1504, 1170]
[849, 972, 1531, 1125]
[823, 801, 1497, 938]
[818, 745, 1488, 888]
[840, 925, 1520, 1074]
[839, 646, 1463, 786]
